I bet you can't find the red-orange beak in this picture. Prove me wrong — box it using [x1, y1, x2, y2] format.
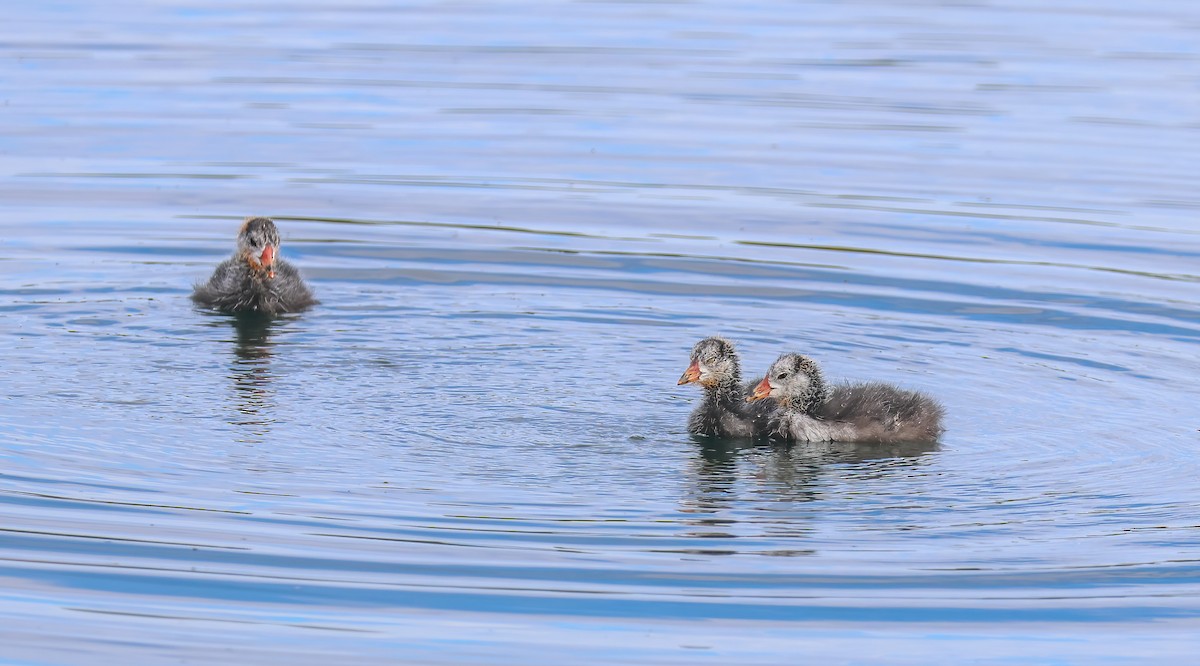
[677, 360, 701, 385]
[746, 377, 772, 402]
[261, 245, 276, 279]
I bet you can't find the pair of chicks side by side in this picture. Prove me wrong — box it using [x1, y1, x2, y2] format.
[678, 336, 945, 444]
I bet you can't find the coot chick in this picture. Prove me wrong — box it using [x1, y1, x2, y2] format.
[192, 217, 317, 315]
[678, 336, 774, 438]
[747, 352, 943, 443]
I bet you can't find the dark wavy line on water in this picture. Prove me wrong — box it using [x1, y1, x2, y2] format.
[612, 252, 1200, 325]
[274, 241, 1200, 326]
[263, 214, 648, 241]
[736, 240, 1200, 282]
[270, 184, 1142, 233]
[266, 211, 1200, 278]
[3, 532, 1199, 591]
[303, 264, 1200, 342]
[0, 562, 1192, 624]
[265, 178, 1192, 234]
[28, 245, 1200, 341]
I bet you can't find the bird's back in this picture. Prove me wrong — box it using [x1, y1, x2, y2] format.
[816, 381, 944, 443]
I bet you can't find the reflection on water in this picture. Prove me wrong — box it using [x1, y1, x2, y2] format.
[681, 438, 939, 553]
[198, 312, 281, 444]
[679, 439, 744, 546]
[228, 314, 277, 441]
[688, 438, 940, 506]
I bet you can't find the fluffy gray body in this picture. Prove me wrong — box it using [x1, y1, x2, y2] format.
[191, 217, 317, 315]
[689, 376, 774, 438]
[761, 353, 944, 444]
[192, 257, 316, 315]
[683, 337, 774, 438]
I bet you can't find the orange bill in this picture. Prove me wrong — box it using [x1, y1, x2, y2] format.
[677, 360, 701, 385]
[261, 245, 276, 279]
[746, 377, 772, 402]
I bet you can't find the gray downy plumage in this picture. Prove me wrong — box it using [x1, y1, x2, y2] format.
[754, 352, 944, 443]
[192, 217, 317, 315]
[679, 336, 775, 438]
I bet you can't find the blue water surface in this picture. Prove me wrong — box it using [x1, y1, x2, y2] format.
[2, 1, 1199, 663]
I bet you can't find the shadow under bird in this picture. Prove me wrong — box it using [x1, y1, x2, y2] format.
[192, 216, 317, 315]
[678, 336, 775, 438]
[747, 352, 944, 443]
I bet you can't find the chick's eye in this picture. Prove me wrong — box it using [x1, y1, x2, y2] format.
[777, 372, 790, 380]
